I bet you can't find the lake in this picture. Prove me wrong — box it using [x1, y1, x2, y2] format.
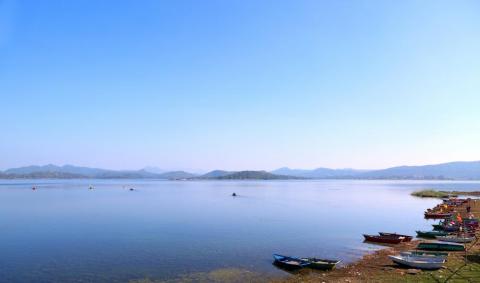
[0, 179, 479, 282]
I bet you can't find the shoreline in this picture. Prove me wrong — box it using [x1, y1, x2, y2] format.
[275, 198, 480, 283]
[411, 189, 480, 198]
[274, 241, 420, 283]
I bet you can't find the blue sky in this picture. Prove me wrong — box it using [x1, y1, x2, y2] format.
[1, 0, 479, 171]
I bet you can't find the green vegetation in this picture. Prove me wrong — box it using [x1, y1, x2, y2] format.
[411, 190, 455, 198]
[411, 189, 480, 198]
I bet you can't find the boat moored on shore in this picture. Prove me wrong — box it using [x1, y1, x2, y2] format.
[363, 234, 403, 244]
[389, 255, 445, 270]
[300, 258, 341, 270]
[417, 241, 465, 251]
[416, 230, 449, 238]
[378, 232, 413, 242]
[272, 254, 309, 270]
[436, 235, 475, 243]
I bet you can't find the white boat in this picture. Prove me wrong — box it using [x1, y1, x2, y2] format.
[400, 251, 448, 260]
[389, 255, 445, 270]
[435, 235, 474, 243]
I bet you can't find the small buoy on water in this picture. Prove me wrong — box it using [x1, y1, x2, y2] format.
[232, 192, 237, 197]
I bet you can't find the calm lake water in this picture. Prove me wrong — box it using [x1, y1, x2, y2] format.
[1, 179, 479, 282]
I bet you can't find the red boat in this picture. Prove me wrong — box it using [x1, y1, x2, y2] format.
[363, 234, 403, 244]
[378, 232, 413, 242]
[424, 212, 452, 219]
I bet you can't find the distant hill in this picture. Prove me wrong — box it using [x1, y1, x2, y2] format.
[273, 161, 480, 180]
[2, 161, 480, 180]
[0, 165, 196, 179]
[359, 161, 480, 180]
[95, 169, 161, 179]
[213, 171, 301, 180]
[157, 171, 197, 179]
[5, 164, 112, 177]
[1, 171, 86, 179]
[271, 167, 366, 179]
[197, 170, 236, 179]
[142, 166, 166, 174]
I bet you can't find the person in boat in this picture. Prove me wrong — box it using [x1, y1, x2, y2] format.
[129, 188, 135, 191]
[232, 192, 237, 197]
[32, 186, 36, 190]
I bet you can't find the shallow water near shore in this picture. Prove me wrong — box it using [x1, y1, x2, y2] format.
[0, 179, 479, 282]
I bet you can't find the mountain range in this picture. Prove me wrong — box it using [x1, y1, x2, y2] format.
[1, 164, 196, 180]
[1, 161, 480, 180]
[272, 161, 480, 180]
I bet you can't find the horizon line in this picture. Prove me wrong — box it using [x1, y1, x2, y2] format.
[2, 159, 480, 173]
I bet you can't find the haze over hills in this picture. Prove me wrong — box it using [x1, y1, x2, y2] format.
[2, 164, 197, 180]
[197, 170, 235, 179]
[5, 164, 111, 177]
[195, 170, 301, 180]
[358, 161, 480, 180]
[271, 167, 367, 179]
[1, 161, 480, 180]
[213, 171, 302, 180]
[272, 161, 480, 180]
[142, 166, 166, 174]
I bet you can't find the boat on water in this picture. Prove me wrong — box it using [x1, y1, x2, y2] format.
[300, 257, 340, 270]
[436, 235, 475, 243]
[363, 234, 403, 244]
[416, 230, 448, 238]
[417, 241, 465, 251]
[272, 254, 309, 270]
[378, 232, 413, 242]
[389, 255, 445, 270]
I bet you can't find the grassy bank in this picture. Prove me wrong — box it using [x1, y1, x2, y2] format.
[411, 190, 455, 198]
[411, 189, 480, 198]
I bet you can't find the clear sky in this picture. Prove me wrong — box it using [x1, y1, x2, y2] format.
[1, 0, 479, 171]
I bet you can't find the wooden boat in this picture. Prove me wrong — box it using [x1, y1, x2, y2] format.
[417, 241, 465, 251]
[432, 224, 459, 232]
[389, 255, 445, 270]
[300, 257, 340, 270]
[272, 254, 309, 270]
[424, 212, 452, 219]
[401, 251, 448, 258]
[378, 232, 413, 242]
[363, 234, 403, 244]
[416, 230, 448, 238]
[436, 235, 474, 243]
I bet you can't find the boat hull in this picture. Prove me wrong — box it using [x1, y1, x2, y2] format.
[416, 231, 448, 238]
[436, 236, 474, 243]
[389, 255, 445, 270]
[300, 258, 340, 270]
[363, 234, 403, 244]
[424, 213, 452, 219]
[417, 241, 465, 251]
[401, 251, 448, 257]
[272, 254, 309, 270]
[378, 232, 413, 242]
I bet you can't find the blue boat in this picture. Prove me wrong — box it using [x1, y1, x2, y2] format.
[272, 254, 310, 270]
